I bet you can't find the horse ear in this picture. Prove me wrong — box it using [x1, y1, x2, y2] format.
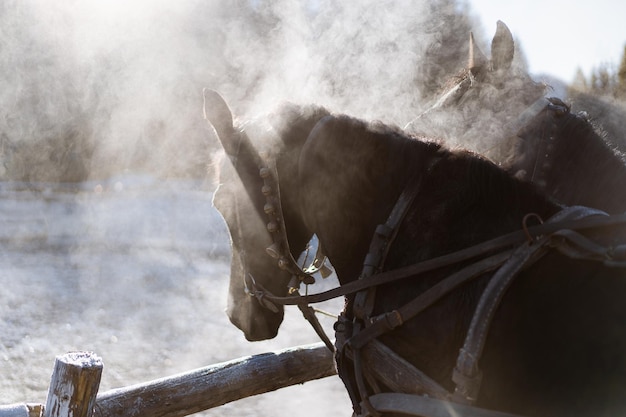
[468, 31, 488, 70]
[203, 89, 238, 156]
[491, 20, 514, 71]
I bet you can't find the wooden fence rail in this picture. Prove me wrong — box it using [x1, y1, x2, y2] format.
[1, 343, 336, 417]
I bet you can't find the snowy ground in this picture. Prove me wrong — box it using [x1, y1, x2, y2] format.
[0, 175, 351, 416]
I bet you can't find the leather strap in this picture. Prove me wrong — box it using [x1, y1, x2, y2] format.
[359, 393, 527, 417]
[348, 250, 515, 350]
[453, 206, 608, 404]
[453, 237, 551, 403]
[248, 211, 626, 309]
[353, 169, 426, 321]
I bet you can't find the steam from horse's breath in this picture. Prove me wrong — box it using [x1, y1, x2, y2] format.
[0, 0, 529, 183]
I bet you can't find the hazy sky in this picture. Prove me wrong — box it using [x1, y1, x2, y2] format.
[470, 0, 626, 82]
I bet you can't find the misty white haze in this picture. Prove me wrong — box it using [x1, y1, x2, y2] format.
[2, 0, 616, 415]
[1, 0, 484, 183]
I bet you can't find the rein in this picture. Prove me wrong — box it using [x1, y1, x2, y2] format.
[247, 211, 626, 308]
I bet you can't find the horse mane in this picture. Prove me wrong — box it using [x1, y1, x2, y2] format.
[268, 102, 331, 154]
[395, 145, 559, 263]
[560, 111, 626, 163]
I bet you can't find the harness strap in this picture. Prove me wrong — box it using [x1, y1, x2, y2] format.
[453, 206, 607, 404]
[344, 207, 622, 415]
[346, 173, 421, 417]
[295, 293, 335, 352]
[349, 162, 434, 416]
[347, 249, 514, 350]
[358, 393, 527, 417]
[551, 228, 626, 265]
[453, 236, 552, 403]
[353, 167, 428, 321]
[248, 211, 626, 309]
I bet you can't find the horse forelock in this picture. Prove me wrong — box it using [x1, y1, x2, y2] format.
[268, 102, 331, 156]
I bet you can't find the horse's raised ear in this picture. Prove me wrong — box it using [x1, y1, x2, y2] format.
[468, 31, 488, 70]
[491, 20, 514, 71]
[203, 89, 238, 157]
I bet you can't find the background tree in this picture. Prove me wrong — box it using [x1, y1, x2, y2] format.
[571, 67, 588, 92]
[617, 44, 626, 98]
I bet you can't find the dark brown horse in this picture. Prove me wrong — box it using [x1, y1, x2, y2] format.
[206, 89, 626, 416]
[510, 97, 626, 214]
[407, 21, 626, 214]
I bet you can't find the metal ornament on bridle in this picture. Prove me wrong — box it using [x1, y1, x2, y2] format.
[258, 160, 331, 294]
[251, 155, 335, 352]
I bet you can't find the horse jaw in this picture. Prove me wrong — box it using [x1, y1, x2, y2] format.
[223, 231, 286, 341]
[214, 184, 287, 341]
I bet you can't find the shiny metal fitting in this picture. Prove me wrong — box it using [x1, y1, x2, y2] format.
[267, 222, 279, 233]
[259, 167, 271, 178]
[263, 202, 275, 214]
[278, 258, 289, 270]
[265, 243, 281, 259]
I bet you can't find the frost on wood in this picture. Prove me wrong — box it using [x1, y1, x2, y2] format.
[0, 403, 42, 417]
[44, 352, 103, 417]
[94, 343, 335, 417]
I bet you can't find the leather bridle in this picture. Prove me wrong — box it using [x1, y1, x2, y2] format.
[247, 155, 335, 352]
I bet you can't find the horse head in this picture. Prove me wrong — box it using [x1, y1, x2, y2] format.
[204, 90, 329, 340]
[406, 21, 546, 164]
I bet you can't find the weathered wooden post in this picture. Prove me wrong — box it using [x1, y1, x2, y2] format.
[43, 352, 103, 417]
